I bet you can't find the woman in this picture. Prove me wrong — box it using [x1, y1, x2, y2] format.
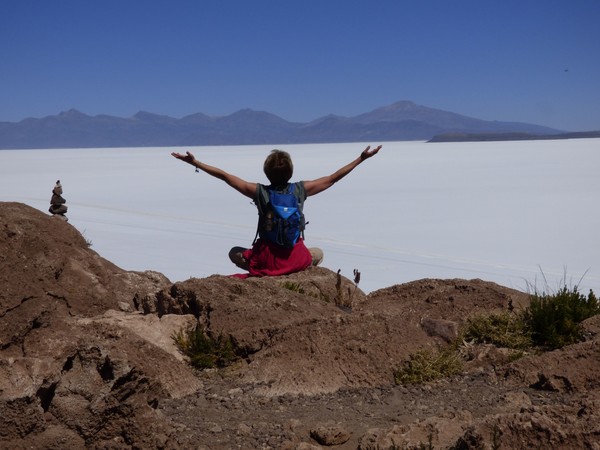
[171, 144, 381, 277]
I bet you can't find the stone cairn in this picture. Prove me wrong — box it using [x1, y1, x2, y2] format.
[49, 180, 68, 221]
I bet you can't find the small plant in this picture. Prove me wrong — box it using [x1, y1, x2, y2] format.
[417, 433, 434, 450]
[507, 350, 526, 362]
[335, 269, 343, 306]
[281, 280, 332, 302]
[334, 268, 361, 308]
[172, 326, 237, 369]
[491, 424, 502, 450]
[394, 346, 463, 385]
[351, 268, 361, 300]
[462, 311, 532, 349]
[281, 281, 305, 294]
[81, 229, 93, 248]
[523, 285, 599, 349]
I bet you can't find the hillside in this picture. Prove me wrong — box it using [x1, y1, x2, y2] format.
[0, 101, 564, 149]
[429, 130, 600, 143]
[1, 202, 599, 449]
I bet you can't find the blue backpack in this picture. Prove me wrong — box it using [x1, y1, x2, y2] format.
[255, 183, 305, 248]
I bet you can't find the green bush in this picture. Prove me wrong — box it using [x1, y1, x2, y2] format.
[463, 285, 598, 351]
[523, 286, 599, 349]
[173, 326, 237, 369]
[463, 311, 532, 349]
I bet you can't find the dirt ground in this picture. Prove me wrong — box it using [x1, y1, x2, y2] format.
[158, 368, 575, 449]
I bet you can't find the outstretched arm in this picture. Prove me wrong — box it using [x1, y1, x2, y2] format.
[171, 151, 257, 198]
[303, 145, 381, 197]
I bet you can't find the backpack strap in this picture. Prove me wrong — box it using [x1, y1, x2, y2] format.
[290, 183, 306, 241]
[252, 183, 280, 245]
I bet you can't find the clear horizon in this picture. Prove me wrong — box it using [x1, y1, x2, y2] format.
[1, 1, 599, 131]
[1, 139, 599, 295]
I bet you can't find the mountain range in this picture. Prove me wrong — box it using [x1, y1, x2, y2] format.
[0, 100, 568, 149]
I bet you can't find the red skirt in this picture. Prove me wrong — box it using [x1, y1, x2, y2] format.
[239, 238, 312, 277]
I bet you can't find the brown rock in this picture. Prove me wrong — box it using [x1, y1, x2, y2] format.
[2, 201, 600, 449]
[421, 317, 459, 342]
[310, 424, 351, 445]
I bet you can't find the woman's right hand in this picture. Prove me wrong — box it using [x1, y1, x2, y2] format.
[171, 151, 196, 165]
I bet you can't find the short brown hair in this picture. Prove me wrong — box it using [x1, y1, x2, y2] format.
[263, 150, 293, 186]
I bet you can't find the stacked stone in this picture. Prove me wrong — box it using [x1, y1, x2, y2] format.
[49, 180, 68, 221]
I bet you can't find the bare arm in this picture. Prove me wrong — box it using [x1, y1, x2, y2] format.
[171, 151, 257, 199]
[303, 145, 382, 197]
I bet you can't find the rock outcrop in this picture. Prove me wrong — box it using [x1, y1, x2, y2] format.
[1, 201, 599, 449]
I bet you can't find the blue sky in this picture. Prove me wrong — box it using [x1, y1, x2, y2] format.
[1, 0, 599, 131]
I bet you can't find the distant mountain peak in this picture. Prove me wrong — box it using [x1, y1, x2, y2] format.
[229, 108, 262, 116]
[133, 111, 172, 120]
[380, 100, 418, 111]
[223, 108, 293, 125]
[58, 109, 86, 117]
[228, 108, 277, 117]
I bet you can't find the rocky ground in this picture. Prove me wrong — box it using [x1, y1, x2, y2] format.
[1, 202, 599, 449]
